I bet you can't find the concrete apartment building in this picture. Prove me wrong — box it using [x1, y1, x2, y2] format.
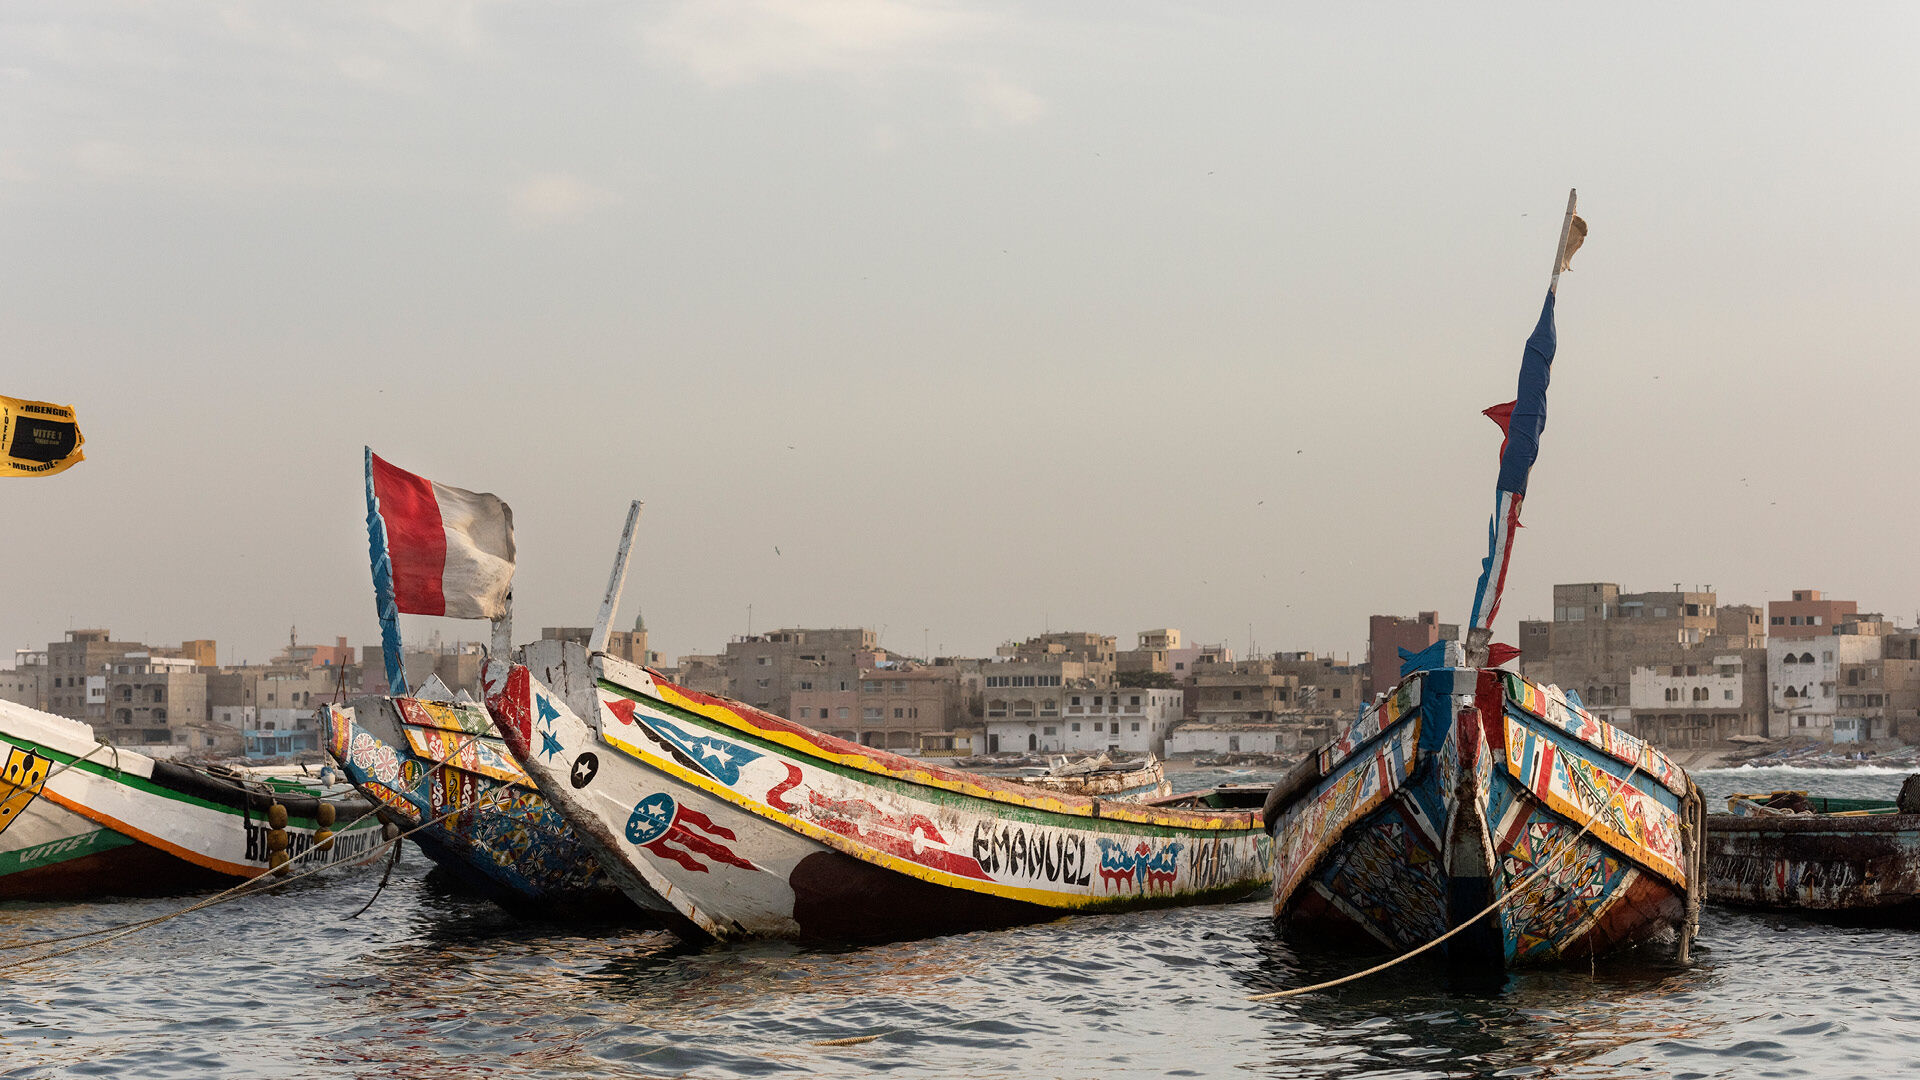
[0, 649, 46, 710]
[1058, 687, 1184, 755]
[1269, 651, 1366, 717]
[539, 620, 659, 668]
[979, 632, 1119, 754]
[45, 630, 146, 722]
[1367, 613, 1458, 700]
[790, 662, 967, 753]
[982, 685, 1182, 755]
[1167, 652, 1361, 757]
[1117, 628, 1182, 677]
[104, 654, 229, 754]
[716, 628, 885, 716]
[1626, 651, 1768, 748]
[1768, 589, 1858, 641]
[1768, 631, 1883, 740]
[358, 640, 486, 698]
[1517, 584, 1752, 726]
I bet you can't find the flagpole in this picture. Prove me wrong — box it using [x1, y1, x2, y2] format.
[1549, 188, 1578, 293]
[491, 593, 513, 660]
[364, 446, 410, 697]
[1465, 189, 1580, 669]
[589, 500, 644, 655]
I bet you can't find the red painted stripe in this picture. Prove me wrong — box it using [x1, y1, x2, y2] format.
[1484, 492, 1525, 626]
[370, 454, 447, 615]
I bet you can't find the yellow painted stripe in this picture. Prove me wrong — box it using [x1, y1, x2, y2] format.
[644, 683, 1250, 830]
[597, 727, 1256, 909]
[1522, 780, 1685, 887]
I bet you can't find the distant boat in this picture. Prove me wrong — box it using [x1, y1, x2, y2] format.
[1259, 192, 1707, 972]
[1704, 785, 1920, 916]
[322, 692, 633, 916]
[1015, 753, 1172, 801]
[483, 640, 1272, 944]
[0, 698, 383, 900]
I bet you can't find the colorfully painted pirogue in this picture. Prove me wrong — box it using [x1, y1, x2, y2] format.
[0, 698, 383, 900]
[323, 691, 631, 916]
[1263, 657, 1703, 966]
[484, 639, 1273, 943]
[1261, 192, 1705, 972]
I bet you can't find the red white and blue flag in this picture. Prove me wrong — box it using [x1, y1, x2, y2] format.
[365, 449, 515, 694]
[1466, 291, 1556, 634]
[1469, 200, 1585, 640]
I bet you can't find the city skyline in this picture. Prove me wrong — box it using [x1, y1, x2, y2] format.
[6, 4, 1919, 669]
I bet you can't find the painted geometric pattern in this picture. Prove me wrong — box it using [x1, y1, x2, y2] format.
[402, 725, 526, 787]
[418, 756, 608, 893]
[1503, 673, 1683, 794]
[1315, 800, 1448, 949]
[1320, 675, 1421, 775]
[1504, 716, 1684, 885]
[331, 705, 610, 898]
[1496, 807, 1628, 962]
[397, 698, 495, 737]
[1275, 720, 1419, 904]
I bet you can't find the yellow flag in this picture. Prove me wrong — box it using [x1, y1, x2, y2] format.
[1, 396, 85, 477]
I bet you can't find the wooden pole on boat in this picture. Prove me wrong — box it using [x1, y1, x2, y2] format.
[589, 500, 644, 655]
[1465, 189, 1582, 670]
[491, 592, 513, 660]
[1550, 188, 1579, 293]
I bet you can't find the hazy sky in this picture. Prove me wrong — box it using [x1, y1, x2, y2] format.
[5, 3, 1919, 668]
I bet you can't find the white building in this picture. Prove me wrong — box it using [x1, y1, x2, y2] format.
[1165, 724, 1292, 756]
[985, 687, 1183, 755]
[1768, 634, 1882, 739]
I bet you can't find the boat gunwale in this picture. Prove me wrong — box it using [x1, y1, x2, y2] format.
[624, 673, 1258, 832]
[1707, 811, 1920, 835]
[588, 686, 1270, 910]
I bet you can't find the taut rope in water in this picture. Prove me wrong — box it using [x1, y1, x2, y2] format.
[0, 725, 495, 960]
[1247, 755, 1678, 1001]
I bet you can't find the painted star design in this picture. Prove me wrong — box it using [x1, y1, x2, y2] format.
[537, 696, 561, 730]
[540, 730, 564, 761]
[570, 756, 596, 786]
[635, 802, 670, 827]
[698, 739, 740, 768]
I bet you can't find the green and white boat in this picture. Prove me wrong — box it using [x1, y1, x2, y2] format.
[0, 698, 385, 900]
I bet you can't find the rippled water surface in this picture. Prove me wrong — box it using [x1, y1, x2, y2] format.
[2, 767, 1915, 1079]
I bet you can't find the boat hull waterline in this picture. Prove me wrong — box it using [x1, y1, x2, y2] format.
[1266, 666, 1701, 969]
[0, 700, 384, 901]
[1707, 794, 1920, 915]
[484, 642, 1272, 944]
[323, 695, 630, 915]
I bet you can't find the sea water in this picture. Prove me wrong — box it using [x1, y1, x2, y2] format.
[0, 767, 1911, 1079]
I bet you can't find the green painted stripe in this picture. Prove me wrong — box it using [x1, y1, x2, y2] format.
[0, 735, 355, 828]
[0, 826, 135, 874]
[599, 680, 1247, 839]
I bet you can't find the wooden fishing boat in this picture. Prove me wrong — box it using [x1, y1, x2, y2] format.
[1260, 192, 1706, 971]
[483, 639, 1272, 944]
[1264, 661, 1702, 965]
[0, 698, 384, 900]
[1015, 753, 1172, 801]
[323, 692, 633, 916]
[1704, 786, 1920, 915]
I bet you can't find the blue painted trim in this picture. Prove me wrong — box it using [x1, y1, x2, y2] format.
[365, 446, 409, 697]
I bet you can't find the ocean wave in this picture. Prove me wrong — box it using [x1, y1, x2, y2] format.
[1695, 763, 1918, 776]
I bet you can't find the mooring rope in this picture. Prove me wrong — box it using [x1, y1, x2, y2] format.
[1246, 753, 1665, 1001]
[0, 784, 524, 974]
[0, 724, 494, 958]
